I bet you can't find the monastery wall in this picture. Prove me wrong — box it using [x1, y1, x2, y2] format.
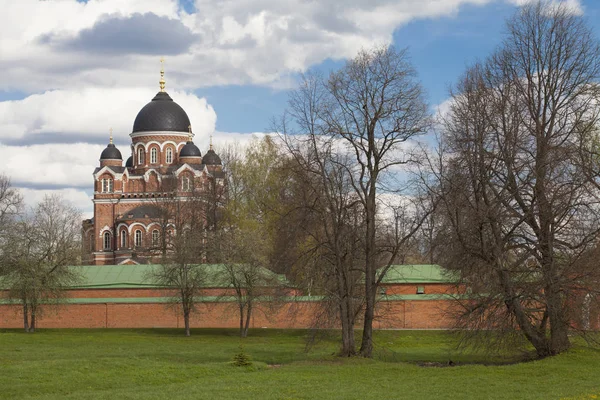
[0, 298, 455, 330]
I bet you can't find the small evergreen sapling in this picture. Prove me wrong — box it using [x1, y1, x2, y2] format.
[232, 344, 253, 367]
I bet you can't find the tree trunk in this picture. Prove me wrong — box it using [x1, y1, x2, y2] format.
[239, 304, 245, 338]
[183, 308, 191, 337]
[360, 189, 377, 358]
[243, 303, 252, 338]
[29, 310, 36, 333]
[360, 287, 375, 357]
[497, 269, 553, 357]
[339, 299, 355, 357]
[547, 288, 570, 355]
[22, 303, 29, 332]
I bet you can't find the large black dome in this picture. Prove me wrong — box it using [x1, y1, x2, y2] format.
[132, 91, 191, 133]
[100, 143, 122, 160]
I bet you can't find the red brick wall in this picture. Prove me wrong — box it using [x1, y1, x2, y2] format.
[0, 299, 455, 330]
[381, 283, 454, 295]
[373, 300, 454, 329]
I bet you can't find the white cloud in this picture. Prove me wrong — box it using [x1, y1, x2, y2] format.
[0, 143, 102, 189]
[0, 133, 261, 191]
[506, 0, 584, 14]
[19, 187, 93, 219]
[210, 131, 270, 152]
[0, 87, 216, 144]
[1, 0, 555, 93]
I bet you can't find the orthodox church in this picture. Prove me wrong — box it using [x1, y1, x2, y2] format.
[82, 63, 224, 265]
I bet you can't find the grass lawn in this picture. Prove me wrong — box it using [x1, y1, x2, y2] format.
[1, 328, 599, 399]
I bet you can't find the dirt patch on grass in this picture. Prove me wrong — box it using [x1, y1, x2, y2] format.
[417, 361, 457, 368]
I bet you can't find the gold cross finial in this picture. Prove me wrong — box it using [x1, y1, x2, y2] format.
[209, 134, 213, 150]
[109, 127, 113, 144]
[188, 125, 193, 141]
[159, 57, 166, 92]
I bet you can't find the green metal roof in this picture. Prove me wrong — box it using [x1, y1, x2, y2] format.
[2, 264, 451, 291]
[75, 264, 158, 288]
[378, 265, 455, 284]
[72, 264, 288, 289]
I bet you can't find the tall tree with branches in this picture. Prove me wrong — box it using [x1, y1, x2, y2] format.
[212, 138, 291, 337]
[279, 46, 432, 357]
[1, 194, 82, 332]
[218, 228, 283, 338]
[281, 130, 366, 356]
[146, 177, 211, 337]
[427, 1, 600, 356]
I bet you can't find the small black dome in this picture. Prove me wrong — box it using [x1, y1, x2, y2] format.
[100, 144, 122, 160]
[125, 156, 133, 167]
[202, 149, 222, 165]
[179, 141, 201, 158]
[132, 91, 191, 133]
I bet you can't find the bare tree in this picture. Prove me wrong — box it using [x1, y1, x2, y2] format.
[218, 228, 283, 338]
[281, 131, 366, 356]
[211, 139, 291, 337]
[427, 2, 600, 357]
[1, 194, 82, 332]
[147, 181, 210, 337]
[279, 45, 432, 357]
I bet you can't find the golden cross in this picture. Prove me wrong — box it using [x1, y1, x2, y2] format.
[159, 57, 166, 91]
[109, 127, 113, 144]
[188, 125, 193, 141]
[209, 134, 213, 150]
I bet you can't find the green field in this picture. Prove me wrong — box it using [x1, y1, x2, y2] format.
[1, 329, 599, 399]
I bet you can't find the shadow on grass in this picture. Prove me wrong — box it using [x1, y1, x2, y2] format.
[3, 327, 595, 367]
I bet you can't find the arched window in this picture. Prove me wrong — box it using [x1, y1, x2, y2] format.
[101, 178, 113, 193]
[135, 229, 142, 247]
[152, 229, 160, 246]
[150, 147, 157, 164]
[138, 148, 145, 165]
[182, 176, 191, 191]
[166, 147, 173, 164]
[103, 232, 111, 250]
[120, 230, 126, 248]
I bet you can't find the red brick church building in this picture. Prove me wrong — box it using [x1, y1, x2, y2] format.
[82, 67, 224, 265]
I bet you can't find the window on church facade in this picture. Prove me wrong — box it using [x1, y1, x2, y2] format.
[101, 178, 113, 193]
[138, 148, 144, 165]
[103, 232, 111, 250]
[182, 176, 191, 192]
[151, 148, 157, 164]
[120, 230, 126, 248]
[152, 229, 159, 246]
[166, 148, 173, 164]
[135, 229, 142, 247]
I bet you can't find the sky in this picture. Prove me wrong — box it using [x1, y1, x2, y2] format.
[1, 0, 598, 218]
